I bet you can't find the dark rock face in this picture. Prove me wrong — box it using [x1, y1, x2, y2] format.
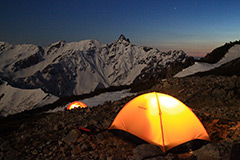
[12, 47, 44, 72]
[117, 34, 130, 43]
[165, 56, 195, 78]
[0, 75, 239, 159]
[133, 51, 194, 84]
[199, 40, 240, 64]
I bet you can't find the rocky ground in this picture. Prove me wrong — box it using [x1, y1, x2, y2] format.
[1, 75, 240, 160]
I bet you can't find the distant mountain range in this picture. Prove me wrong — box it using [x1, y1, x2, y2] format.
[0, 34, 192, 96]
[0, 35, 193, 116]
[1, 35, 239, 117]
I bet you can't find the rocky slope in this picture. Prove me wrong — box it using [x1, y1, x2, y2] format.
[1, 75, 239, 160]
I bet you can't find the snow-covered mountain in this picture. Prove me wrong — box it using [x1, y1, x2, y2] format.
[1, 35, 239, 117]
[0, 35, 191, 98]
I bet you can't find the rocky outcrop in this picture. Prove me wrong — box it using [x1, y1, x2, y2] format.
[199, 40, 240, 63]
[0, 75, 239, 159]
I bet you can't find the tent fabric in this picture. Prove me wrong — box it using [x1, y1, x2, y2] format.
[109, 92, 210, 152]
[66, 101, 87, 110]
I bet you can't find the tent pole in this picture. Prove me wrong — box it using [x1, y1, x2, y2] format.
[155, 92, 165, 152]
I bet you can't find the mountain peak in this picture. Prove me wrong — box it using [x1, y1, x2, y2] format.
[48, 40, 65, 48]
[117, 34, 130, 43]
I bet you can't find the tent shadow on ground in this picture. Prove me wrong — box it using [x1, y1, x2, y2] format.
[109, 129, 148, 145]
[110, 129, 210, 154]
[167, 139, 210, 154]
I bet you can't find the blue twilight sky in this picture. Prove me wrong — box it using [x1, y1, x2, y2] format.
[0, 0, 240, 57]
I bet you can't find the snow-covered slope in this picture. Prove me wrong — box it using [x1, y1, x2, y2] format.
[0, 79, 58, 117]
[46, 89, 136, 113]
[0, 35, 191, 97]
[175, 44, 240, 77]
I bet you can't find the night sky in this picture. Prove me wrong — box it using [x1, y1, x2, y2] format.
[1, 0, 240, 57]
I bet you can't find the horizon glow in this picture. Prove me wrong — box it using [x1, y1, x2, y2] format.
[0, 0, 240, 57]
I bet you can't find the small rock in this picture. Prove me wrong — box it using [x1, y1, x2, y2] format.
[212, 88, 226, 98]
[76, 136, 85, 143]
[86, 108, 91, 113]
[145, 156, 167, 160]
[81, 143, 89, 151]
[133, 144, 164, 159]
[32, 149, 38, 155]
[165, 153, 176, 160]
[58, 140, 63, 146]
[163, 81, 170, 88]
[237, 88, 240, 94]
[53, 124, 58, 130]
[4, 150, 17, 160]
[71, 144, 81, 155]
[227, 91, 234, 99]
[46, 141, 51, 145]
[43, 148, 48, 153]
[60, 147, 65, 153]
[230, 143, 240, 160]
[63, 129, 81, 144]
[112, 101, 122, 106]
[107, 157, 113, 160]
[89, 141, 97, 150]
[0, 140, 11, 151]
[0, 152, 4, 159]
[193, 143, 220, 160]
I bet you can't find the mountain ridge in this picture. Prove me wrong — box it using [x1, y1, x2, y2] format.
[0, 35, 192, 97]
[0, 35, 194, 116]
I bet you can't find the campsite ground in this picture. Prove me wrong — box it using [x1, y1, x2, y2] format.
[1, 75, 240, 159]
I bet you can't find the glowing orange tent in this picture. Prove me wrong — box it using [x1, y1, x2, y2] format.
[66, 101, 87, 110]
[109, 92, 210, 152]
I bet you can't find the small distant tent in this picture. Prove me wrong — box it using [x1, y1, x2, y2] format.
[109, 92, 210, 152]
[66, 101, 87, 110]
